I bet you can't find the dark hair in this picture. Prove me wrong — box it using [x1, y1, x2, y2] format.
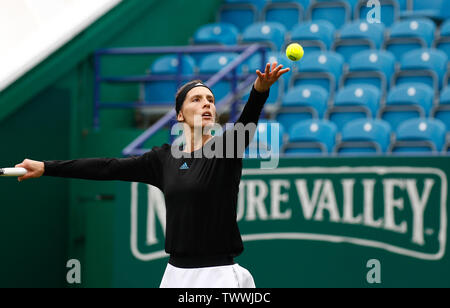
[175, 80, 213, 115]
[176, 80, 203, 101]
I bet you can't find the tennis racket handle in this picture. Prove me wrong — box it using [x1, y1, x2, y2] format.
[0, 167, 27, 176]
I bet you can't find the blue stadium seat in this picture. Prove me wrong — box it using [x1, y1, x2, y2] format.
[240, 22, 287, 52]
[340, 50, 396, 96]
[193, 23, 239, 45]
[332, 19, 385, 63]
[355, 0, 399, 28]
[434, 19, 450, 60]
[262, 0, 311, 31]
[282, 119, 337, 156]
[270, 0, 310, 8]
[440, 19, 450, 36]
[218, 0, 264, 32]
[432, 86, 450, 131]
[224, 0, 267, 10]
[380, 83, 434, 131]
[192, 23, 240, 64]
[397, 0, 409, 11]
[401, 0, 445, 19]
[144, 55, 196, 105]
[291, 51, 344, 96]
[390, 118, 446, 154]
[275, 85, 329, 134]
[335, 118, 392, 155]
[245, 120, 286, 158]
[198, 53, 243, 102]
[392, 48, 448, 93]
[384, 18, 436, 61]
[308, 0, 357, 30]
[326, 84, 381, 131]
[289, 20, 336, 53]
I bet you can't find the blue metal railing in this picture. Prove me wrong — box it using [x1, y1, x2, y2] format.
[93, 44, 266, 156]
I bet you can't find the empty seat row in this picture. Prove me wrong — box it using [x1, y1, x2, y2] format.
[275, 82, 450, 132]
[219, 0, 449, 32]
[292, 48, 447, 97]
[337, 117, 447, 154]
[248, 117, 449, 156]
[193, 18, 450, 63]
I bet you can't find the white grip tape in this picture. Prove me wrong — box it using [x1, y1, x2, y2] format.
[0, 167, 27, 176]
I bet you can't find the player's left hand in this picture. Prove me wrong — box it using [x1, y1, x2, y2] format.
[254, 62, 290, 93]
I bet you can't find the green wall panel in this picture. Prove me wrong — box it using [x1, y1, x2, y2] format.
[0, 87, 70, 287]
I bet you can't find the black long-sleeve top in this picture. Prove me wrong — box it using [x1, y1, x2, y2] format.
[44, 86, 269, 267]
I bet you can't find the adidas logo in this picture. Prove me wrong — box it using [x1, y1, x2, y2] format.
[179, 162, 189, 170]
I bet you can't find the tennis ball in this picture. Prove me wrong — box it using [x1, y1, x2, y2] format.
[286, 43, 304, 61]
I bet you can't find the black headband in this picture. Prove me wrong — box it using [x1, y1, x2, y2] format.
[175, 82, 213, 115]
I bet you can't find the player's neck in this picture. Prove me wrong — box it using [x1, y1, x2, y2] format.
[183, 129, 213, 153]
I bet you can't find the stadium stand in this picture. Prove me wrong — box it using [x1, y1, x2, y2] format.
[281, 119, 337, 156]
[289, 20, 336, 53]
[240, 22, 287, 52]
[275, 84, 329, 133]
[334, 118, 392, 155]
[384, 18, 436, 62]
[141, 0, 450, 157]
[192, 22, 240, 63]
[432, 86, 450, 131]
[392, 48, 448, 93]
[246, 119, 286, 157]
[291, 50, 344, 96]
[326, 84, 381, 131]
[193, 22, 240, 46]
[332, 19, 385, 63]
[198, 52, 243, 102]
[380, 83, 434, 131]
[355, 0, 399, 27]
[400, 0, 445, 19]
[308, 0, 358, 30]
[144, 54, 196, 105]
[434, 19, 450, 60]
[397, 0, 408, 11]
[389, 118, 446, 154]
[340, 49, 396, 96]
[261, 0, 311, 31]
[218, 0, 264, 31]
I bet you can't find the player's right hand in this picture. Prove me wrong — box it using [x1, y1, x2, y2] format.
[255, 62, 290, 93]
[15, 159, 45, 182]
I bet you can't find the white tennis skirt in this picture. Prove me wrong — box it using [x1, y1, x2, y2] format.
[159, 263, 256, 288]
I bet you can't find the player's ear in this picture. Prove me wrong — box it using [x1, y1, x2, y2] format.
[177, 111, 184, 122]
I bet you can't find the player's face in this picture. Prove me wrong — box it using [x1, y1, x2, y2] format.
[178, 87, 216, 129]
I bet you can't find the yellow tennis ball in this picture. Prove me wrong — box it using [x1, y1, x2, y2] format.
[286, 43, 304, 61]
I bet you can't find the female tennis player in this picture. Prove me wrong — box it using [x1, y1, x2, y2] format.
[15, 61, 289, 288]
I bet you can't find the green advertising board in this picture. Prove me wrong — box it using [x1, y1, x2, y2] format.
[112, 156, 450, 287]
